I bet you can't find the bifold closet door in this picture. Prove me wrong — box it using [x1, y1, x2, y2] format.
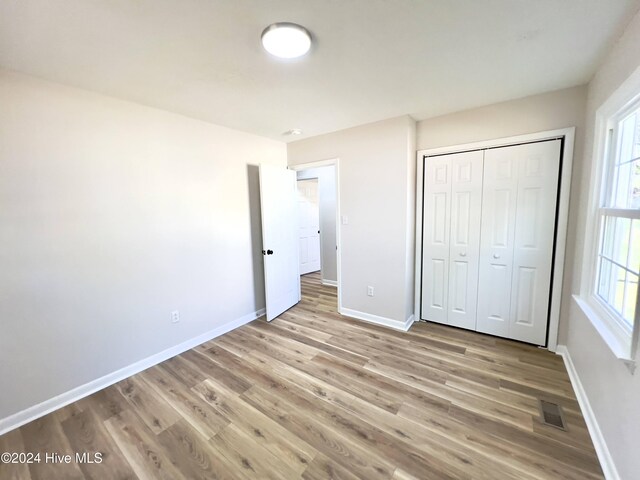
[447, 152, 483, 329]
[476, 140, 561, 345]
[421, 156, 451, 324]
[421, 150, 483, 328]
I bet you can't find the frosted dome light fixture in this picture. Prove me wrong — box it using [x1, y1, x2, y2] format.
[261, 23, 311, 59]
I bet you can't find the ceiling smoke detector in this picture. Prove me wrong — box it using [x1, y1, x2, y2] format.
[283, 128, 303, 136]
[261, 23, 311, 59]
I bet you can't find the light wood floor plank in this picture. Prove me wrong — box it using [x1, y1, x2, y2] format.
[191, 378, 317, 474]
[0, 272, 604, 479]
[241, 385, 396, 480]
[209, 423, 298, 480]
[61, 409, 136, 480]
[246, 350, 529, 480]
[0, 429, 32, 480]
[301, 453, 362, 480]
[21, 415, 85, 480]
[115, 376, 181, 435]
[155, 418, 239, 480]
[103, 409, 183, 480]
[139, 366, 230, 440]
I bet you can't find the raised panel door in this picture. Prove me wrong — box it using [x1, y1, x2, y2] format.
[476, 148, 518, 338]
[509, 140, 561, 344]
[421, 157, 451, 323]
[447, 151, 484, 330]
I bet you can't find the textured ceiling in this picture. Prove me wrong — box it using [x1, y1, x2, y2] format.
[1, 0, 638, 141]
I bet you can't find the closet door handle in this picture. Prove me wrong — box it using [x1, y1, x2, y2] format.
[459, 252, 467, 257]
[493, 253, 500, 259]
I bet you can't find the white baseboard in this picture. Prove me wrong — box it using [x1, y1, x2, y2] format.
[405, 314, 415, 329]
[321, 279, 338, 287]
[341, 308, 415, 332]
[556, 345, 619, 480]
[0, 308, 265, 436]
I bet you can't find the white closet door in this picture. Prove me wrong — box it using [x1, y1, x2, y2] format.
[447, 151, 483, 330]
[421, 156, 451, 323]
[509, 140, 561, 344]
[477, 140, 561, 344]
[476, 146, 520, 338]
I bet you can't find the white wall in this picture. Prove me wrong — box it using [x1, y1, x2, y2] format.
[416, 86, 588, 152]
[297, 167, 337, 283]
[288, 116, 416, 327]
[0, 69, 286, 421]
[564, 9, 640, 480]
[416, 85, 588, 343]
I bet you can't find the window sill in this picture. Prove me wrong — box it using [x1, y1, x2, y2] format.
[573, 295, 636, 371]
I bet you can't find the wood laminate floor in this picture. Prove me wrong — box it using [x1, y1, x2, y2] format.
[0, 272, 603, 479]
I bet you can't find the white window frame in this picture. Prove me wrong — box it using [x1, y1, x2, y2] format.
[576, 66, 640, 367]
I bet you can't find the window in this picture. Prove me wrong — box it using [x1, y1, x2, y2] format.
[580, 90, 640, 363]
[595, 104, 640, 331]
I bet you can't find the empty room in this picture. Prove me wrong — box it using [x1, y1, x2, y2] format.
[1, 1, 639, 479]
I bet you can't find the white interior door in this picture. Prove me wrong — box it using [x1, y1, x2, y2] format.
[297, 179, 321, 275]
[448, 151, 483, 330]
[477, 140, 561, 344]
[509, 140, 561, 344]
[421, 156, 452, 323]
[421, 151, 483, 328]
[259, 164, 301, 321]
[476, 148, 519, 338]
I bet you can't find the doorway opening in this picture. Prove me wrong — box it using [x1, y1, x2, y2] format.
[291, 160, 340, 313]
[296, 177, 321, 276]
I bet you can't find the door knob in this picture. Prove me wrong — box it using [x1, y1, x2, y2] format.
[493, 253, 500, 259]
[460, 252, 467, 257]
[267, 249, 274, 255]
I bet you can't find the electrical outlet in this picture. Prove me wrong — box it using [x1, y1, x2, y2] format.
[171, 310, 180, 323]
[367, 286, 374, 297]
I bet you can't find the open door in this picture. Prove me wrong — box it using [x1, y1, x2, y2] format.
[259, 164, 301, 321]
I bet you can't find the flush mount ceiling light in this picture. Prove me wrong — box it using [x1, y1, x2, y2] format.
[261, 23, 311, 59]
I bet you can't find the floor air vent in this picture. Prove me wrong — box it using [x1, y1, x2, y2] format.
[539, 400, 566, 430]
